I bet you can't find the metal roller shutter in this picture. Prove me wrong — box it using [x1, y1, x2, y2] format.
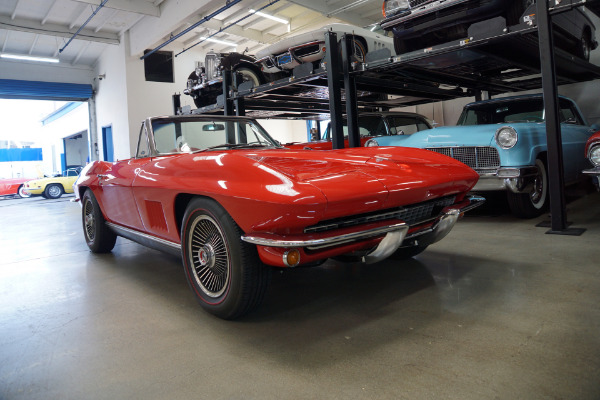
[0, 79, 93, 101]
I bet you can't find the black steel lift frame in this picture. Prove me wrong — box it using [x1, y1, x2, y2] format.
[174, 0, 600, 235]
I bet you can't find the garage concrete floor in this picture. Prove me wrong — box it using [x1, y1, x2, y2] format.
[1, 191, 599, 400]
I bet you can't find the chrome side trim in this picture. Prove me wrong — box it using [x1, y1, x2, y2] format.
[583, 166, 600, 176]
[241, 222, 408, 250]
[106, 222, 181, 255]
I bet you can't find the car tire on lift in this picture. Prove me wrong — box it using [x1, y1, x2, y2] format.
[181, 197, 271, 319]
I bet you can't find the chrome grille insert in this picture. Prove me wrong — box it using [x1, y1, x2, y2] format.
[304, 196, 456, 234]
[426, 146, 500, 170]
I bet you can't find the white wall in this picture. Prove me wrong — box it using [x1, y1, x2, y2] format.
[38, 103, 89, 174]
[93, 32, 206, 159]
[258, 119, 308, 143]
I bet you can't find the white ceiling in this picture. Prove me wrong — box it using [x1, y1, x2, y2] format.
[0, 0, 386, 70]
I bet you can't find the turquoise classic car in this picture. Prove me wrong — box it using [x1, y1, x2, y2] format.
[366, 94, 599, 218]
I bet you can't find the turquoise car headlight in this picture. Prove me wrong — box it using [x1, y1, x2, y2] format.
[383, 0, 410, 18]
[365, 139, 380, 147]
[495, 126, 518, 149]
[589, 144, 600, 166]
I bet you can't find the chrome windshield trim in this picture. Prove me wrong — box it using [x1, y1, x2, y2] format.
[241, 222, 408, 250]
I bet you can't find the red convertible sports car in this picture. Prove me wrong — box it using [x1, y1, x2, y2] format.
[75, 115, 483, 319]
[0, 178, 32, 198]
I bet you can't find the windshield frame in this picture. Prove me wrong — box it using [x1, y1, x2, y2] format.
[145, 115, 283, 156]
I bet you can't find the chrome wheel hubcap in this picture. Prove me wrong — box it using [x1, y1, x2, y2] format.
[48, 185, 61, 197]
[84, 200, 95, 241]
[189, 215, 229, 298]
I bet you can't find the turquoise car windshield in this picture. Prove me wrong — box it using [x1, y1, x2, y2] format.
[458, 99, 545, 125]
[457, 97, 581, 126]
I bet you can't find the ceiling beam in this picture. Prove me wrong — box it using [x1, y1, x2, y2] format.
[71, 0, 160, 17]
[128, 0, 220, 56]
[0, 15, 120, 45]
[284, 0, 372, 27]
[41, 0, 59, 25]
[94, 8, 120, 33]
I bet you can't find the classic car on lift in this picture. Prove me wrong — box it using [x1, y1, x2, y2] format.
[24, 167, 81, 199]
[0, 177, 32, 198]
[583, 129, 600, 189]
[183, 51, 264, 108]
[255, 23, 394, 75]
[74, 114, 483, 319]
[366, 94, 598, 218]
[284, 111, 433, 150]
[381, 0, 597, 59]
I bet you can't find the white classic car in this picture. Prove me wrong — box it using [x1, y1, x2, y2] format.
[256, 23, 394, 74]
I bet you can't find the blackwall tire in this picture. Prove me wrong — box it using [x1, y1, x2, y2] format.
[45, 184, 63, 199]
[181, 198, 271, 319]
[506, 158, 548, 218]
[82, 189, 117, 253]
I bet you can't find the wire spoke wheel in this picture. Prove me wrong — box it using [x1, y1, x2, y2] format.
[84, 198, 96, 242]
[181, 198, 271, 319]
[189, 215, 230, 298]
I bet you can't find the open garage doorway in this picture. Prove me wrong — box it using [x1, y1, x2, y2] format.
[63, 130, 89, 170]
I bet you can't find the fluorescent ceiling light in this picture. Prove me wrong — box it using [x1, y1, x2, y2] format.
[200, 37, 237, 47]
[1, 53, 59, 63]
[249, 9, 289, 25]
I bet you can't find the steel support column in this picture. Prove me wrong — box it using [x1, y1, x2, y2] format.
[537, 0, 584, 235]
[341, 34, 360, 148]
[233, 72, 245, 117]
[324, 31, 344, 149]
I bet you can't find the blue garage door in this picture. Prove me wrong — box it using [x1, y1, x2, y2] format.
[0, 79, 93, 101]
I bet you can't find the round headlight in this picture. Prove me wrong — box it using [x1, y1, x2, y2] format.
[495, 126, 518, 149]
[383, 0, 410, 18]
[589, 144, 600, 166]
[365, 139, 380, 147]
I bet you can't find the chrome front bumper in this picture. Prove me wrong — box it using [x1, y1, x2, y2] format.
[583, 166, 600, 189]
[473, 166, 539, 193]
[582, 166, 600, 176]
[242, 195, 485, 265]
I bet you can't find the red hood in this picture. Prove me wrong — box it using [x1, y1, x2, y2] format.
[245, 147, 479, 219]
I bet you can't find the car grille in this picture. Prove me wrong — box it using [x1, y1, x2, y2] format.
[304, 195, 456, 234]
[409, 0, 435, 7]
[425, 146, 500, 171]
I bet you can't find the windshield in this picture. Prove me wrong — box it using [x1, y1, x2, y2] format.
[151, 118, 280, 154]
[458, 99, 545, 125]
[323, 115, 431, 139]
[457, 97, 581, 126]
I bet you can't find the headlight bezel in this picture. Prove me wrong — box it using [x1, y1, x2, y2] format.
[383, 0, 411, 18]
[495, 126, 518, 149]
[588, 143, 600, 166]
[365, 139, 380, 147]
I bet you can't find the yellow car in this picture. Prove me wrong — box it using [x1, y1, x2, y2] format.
[24, 168, 81, 199]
